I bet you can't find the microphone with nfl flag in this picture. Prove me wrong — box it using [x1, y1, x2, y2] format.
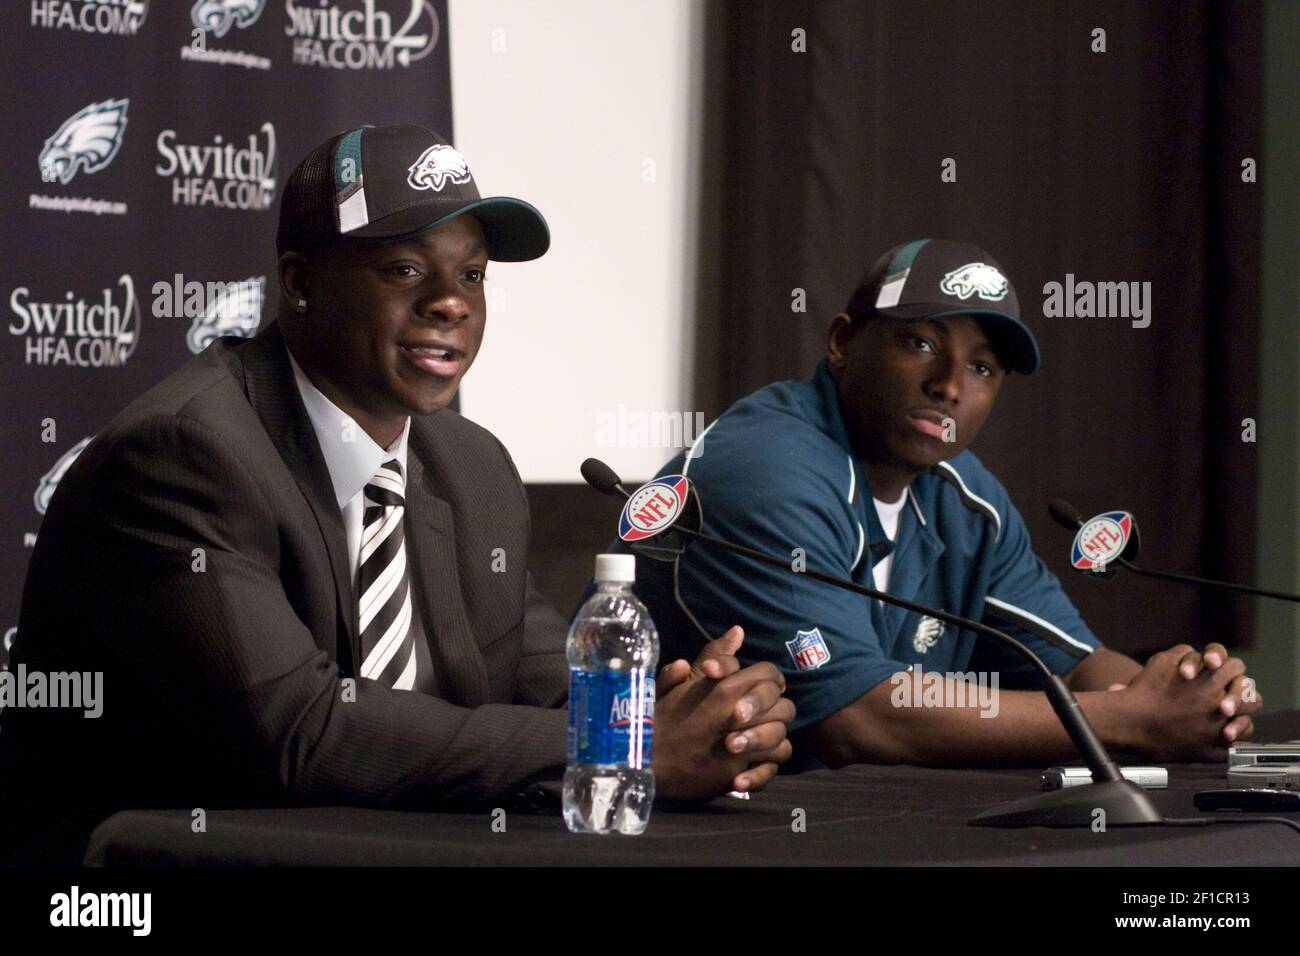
[617, 474, 691, 544]
[586, 459, 702, 563]
[1070, 510, 1140, 579]
[581, 458, 1163, 828]
[1050, 500, 1300, 602]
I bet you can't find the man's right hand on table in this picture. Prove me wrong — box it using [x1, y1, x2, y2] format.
[1106, 641, 1262, 761]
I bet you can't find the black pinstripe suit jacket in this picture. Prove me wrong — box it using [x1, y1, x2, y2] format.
[1, 320, 570, 863]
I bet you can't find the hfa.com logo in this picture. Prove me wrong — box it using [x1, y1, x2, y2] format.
[9, 275, 140, 368]
[30, 0, 148, 36]
[155, 122, 277, 210]
[286, 0, 440, 70]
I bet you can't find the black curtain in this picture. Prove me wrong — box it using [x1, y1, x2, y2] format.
[693, 0, 1261, 655]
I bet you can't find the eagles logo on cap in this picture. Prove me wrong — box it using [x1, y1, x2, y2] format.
[940, 263, 1009, 302]
[842, 239, 1041, 375]
[407, 144, 472, 192]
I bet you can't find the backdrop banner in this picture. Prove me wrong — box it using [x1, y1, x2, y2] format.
[0, 0, 453, 671]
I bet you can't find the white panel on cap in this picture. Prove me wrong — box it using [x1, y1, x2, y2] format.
[338, 187, 370, 233]
[875, 268, 910, 309]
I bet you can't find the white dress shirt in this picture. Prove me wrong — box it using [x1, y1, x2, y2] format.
[286, 351, 411, 587]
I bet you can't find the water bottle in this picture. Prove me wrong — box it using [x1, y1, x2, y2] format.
[563, 553, 658, 834]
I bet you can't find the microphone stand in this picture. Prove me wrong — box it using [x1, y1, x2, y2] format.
[1116, 561, 1300, 601]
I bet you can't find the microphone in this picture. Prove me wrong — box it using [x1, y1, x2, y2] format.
[580, 458, 631, 498]
[581, 459, 702, 562]
[581, 458, 1162, 829]
[1048, 499, 1084, 530]
[1049, 498, 1300, 603]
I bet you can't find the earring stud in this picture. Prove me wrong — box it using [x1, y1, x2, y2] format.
[296, 298, 306, 310]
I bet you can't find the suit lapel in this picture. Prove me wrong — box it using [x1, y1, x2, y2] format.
[239, 321, 359, 674]
[405, 426, 491, 707]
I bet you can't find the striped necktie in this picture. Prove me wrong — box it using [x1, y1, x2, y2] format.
[357, 459, 418, 690]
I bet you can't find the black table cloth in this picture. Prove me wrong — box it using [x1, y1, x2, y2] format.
[83, 711, 1300, 866]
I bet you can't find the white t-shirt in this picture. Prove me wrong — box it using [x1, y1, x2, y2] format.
[871, 491, 909, 593]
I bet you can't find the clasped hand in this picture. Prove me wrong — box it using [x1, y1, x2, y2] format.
[651, 626, 796, 800]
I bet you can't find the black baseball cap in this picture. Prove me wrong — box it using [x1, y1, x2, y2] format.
[843, 239, 1040, 374]
[276, 124, 550, 261]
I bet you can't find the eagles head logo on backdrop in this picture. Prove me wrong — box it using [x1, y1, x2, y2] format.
[35, 437, 93, 517]
[39, 99, 130, 186]
[940, 262, 1009, 302]
[186, 277, 265, 354]
[407, 144, 472, 192]
[192, 0, 266, 38]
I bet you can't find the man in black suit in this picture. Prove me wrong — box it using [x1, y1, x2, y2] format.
[0, 125, 793, 864]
